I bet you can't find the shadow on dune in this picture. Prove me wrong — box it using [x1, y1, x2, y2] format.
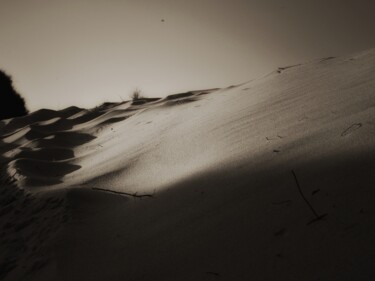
[131, 97, 161, 106]
[166, 92, 195, 100]
[57, 147, 375, 281]
[12, 158, 81, 186]
[0, 107, 97, 276]
[98, 117, 129, 126]
[0, 107, 81, 136]
[0, 139, 18, 157]
[0, 160, 66, 279]
[0, 129, 96, 187]
[26, 131, 96, 148]
[144, 148, 375, 280]
[17, 147, 75, 161]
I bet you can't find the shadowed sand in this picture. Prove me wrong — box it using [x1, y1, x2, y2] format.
[1, 48, 375, 280]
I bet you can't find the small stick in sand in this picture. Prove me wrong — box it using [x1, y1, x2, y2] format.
[291, 170, 326, 224]
[91, 187, 154, 198]
[340, 123, 362, 137]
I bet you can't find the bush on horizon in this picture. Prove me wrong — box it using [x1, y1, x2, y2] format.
[130, 88, 143, 101]
[0, 70, 28, 120]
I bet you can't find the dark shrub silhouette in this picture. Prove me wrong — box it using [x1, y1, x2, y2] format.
[0, 70, 28, 120]
[130, 88, 142, 101]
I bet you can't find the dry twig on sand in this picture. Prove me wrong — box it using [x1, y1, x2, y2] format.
[91, 187, 154, 198]
[291, 170, 326, 224]
[341, 123, 362, 137]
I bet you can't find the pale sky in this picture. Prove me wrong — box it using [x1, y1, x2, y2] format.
[1, 0, 375, 111]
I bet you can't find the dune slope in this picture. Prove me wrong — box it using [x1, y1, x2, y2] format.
[1, 48, 375, 280]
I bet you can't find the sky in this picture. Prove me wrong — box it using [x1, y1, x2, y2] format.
[1, 0, 375, 111]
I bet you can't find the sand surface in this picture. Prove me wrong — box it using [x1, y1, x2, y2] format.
[1, 49, 375, 280]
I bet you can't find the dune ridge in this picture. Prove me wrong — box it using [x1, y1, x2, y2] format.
[1, 48, 375, 280]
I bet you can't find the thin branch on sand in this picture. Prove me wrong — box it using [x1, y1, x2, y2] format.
[291, 170, 326, 224]
[341, 123, 362, 137]
[91, 187, 154, 198]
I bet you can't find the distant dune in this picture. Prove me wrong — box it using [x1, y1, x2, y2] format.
[1, 48, 375, 280]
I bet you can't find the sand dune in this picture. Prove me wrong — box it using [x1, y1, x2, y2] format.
[1, 48, 375, 280]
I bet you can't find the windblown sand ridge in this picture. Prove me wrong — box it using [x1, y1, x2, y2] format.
[1, 48, 375, 280]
